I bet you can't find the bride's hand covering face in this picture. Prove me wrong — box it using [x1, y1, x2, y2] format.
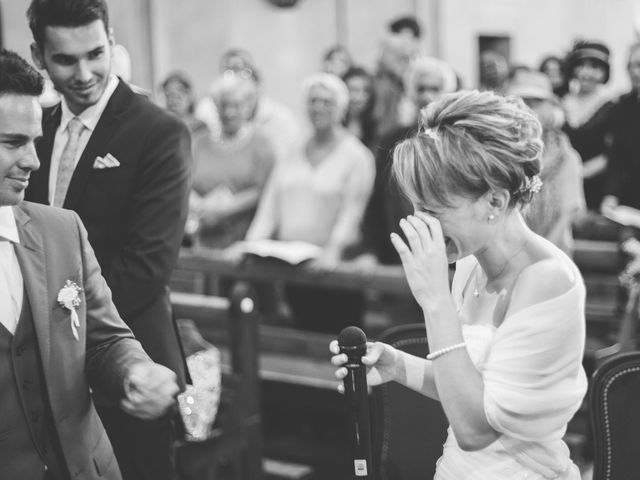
[391, 212, 450, 311]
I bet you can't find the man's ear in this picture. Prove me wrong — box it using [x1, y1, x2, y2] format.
[30, 42, 45, 70]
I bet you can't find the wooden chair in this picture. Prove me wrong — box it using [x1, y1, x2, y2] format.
[589, 351, 640, 480]
[370, 324, 449, 480]
[172, 282, 262, 480]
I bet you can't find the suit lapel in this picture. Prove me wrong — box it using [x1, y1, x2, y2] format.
[12, 204, 51, 376]
[64, 79, 133, 209]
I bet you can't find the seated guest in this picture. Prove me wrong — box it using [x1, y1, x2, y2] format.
[322, 44, 353, 79]
[342, 66, 378, 150]
[332, 90, 587, 480]
[508, 69, 586, 255]
[196, 48, 302, 164]
[160, 71, 208, 138]
[562, 40, 616, 212]
[246, 73, 374, 333]
[478, 50, 510, 93]
[362, 56, 457, 265]
[190, 74, 275, 248]
[539, 55, 569, 98]
[0, 48, 179, 480]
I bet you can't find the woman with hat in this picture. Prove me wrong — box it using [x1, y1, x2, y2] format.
[562, 39, 616, 212]
[508, 69, 586, 255]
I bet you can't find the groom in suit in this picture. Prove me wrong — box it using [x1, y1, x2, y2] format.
[0, 48, 179, 480]
[24, 1, 192, 478]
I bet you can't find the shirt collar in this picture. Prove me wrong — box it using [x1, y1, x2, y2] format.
[60, 75, 120, 132]
[0, 206, 20, 244]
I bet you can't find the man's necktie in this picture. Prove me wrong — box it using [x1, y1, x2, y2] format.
[53, 117, 85, 208]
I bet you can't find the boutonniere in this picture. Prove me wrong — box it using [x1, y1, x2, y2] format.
[57, 280, 82, 340]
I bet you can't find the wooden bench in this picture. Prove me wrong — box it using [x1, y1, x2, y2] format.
[172, 285, 263, 480]
[172, 241, 623, 331]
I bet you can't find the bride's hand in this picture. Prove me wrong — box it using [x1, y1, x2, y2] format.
[330, 340, 400, 393]
[391, 212, 450, 311]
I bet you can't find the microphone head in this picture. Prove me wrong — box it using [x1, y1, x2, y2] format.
[338, 327, 367, 367]
[338, 326, 367, 347]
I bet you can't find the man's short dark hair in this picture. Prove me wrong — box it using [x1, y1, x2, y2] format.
[389, 16, 422, 39]
[0, 49, 44, 97]
[27, 0, 110, 49]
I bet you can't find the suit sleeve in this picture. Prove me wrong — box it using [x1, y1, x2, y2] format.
[108, 114, 191, 319]
[77, 211, 151, 401]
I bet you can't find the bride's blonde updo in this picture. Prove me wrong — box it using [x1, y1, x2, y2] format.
[392, 90, 544, 210]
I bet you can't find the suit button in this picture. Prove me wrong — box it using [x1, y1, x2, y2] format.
[31, 411, 40, 422]
[23, 380, 31, 390]
[16, 346, 24, 356]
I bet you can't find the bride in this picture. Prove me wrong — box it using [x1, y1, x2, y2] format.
[331, 90, 587, 479]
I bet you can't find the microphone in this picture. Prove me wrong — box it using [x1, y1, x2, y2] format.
[338, 326, 373, 479]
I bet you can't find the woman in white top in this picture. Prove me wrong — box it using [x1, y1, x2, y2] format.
[247, 72, 374, 333]
[331, 90, 587, 479]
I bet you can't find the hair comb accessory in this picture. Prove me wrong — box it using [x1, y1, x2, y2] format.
[521, 175, 543, 194]
[422, 126, 439, 142]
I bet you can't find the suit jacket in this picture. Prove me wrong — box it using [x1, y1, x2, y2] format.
[10, 201, 152, 480]
[26, 79, 191, 388]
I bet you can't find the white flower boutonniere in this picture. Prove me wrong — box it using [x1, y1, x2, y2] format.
[57, 280, 82, 340]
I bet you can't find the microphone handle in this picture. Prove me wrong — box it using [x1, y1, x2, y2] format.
[344, 362, 373, 478]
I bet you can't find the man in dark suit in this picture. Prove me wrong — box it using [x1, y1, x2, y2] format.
[24, 1, 191, 478]
[0, 47, 179, 480]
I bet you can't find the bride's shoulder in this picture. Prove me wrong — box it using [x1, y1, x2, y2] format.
[511, 255, 579, 312]
[510, 234, 582, 311]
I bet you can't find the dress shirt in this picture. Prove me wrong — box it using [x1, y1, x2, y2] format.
[0, 206, 23, 335]
[48, 75, 119, 205]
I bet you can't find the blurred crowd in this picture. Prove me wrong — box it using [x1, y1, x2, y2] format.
[148, 15, 640, 332]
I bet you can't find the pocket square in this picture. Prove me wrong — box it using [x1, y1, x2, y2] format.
[93, 153, 120, 169]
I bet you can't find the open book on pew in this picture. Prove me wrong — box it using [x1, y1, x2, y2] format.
[236, 239, 322, 265]
[603, 205, 640, 230]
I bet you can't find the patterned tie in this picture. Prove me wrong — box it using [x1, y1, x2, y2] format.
[53, 117, 85, 207]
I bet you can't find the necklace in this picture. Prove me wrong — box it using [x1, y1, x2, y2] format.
[473, 239, 530, 298]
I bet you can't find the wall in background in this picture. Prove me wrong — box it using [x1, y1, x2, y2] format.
[2, 0, 639, 121]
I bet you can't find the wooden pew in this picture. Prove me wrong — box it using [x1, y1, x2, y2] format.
[173, 242, 622, 329]
[172, 285, 263, 480]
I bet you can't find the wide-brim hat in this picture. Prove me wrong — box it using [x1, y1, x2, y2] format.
[506, 70, 555, 102]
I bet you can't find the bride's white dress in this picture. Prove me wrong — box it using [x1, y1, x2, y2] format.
[433, 252, 588, 480]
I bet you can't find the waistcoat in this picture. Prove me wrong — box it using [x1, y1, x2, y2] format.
[0, 292, 69, 479]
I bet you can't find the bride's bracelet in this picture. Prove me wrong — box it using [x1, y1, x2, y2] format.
[426, 342, 467, 361]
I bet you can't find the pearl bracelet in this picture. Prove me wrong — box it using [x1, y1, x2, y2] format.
[426, 342, 467, 361]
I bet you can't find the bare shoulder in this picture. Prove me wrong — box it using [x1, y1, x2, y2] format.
[509, 251, 578, 314]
